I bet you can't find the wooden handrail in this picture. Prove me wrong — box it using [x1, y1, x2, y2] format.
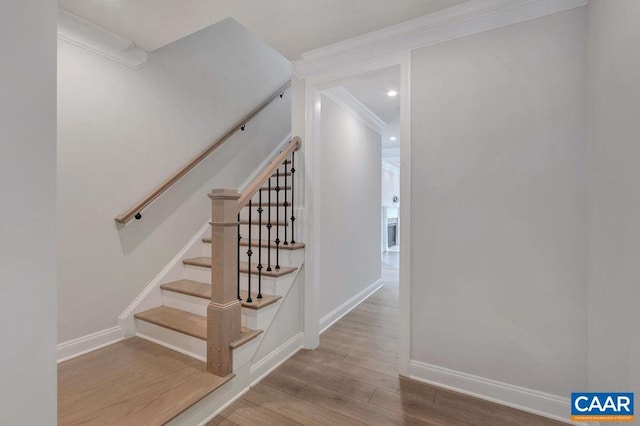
[236, 136, 301, 210]
[115, 80, 292, 224]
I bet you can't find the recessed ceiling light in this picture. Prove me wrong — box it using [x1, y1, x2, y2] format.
[390, 136, 397, 141]
[387, 90, 398, 97]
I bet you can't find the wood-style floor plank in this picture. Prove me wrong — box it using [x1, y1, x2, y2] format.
[58, 337, 233, 426]
[210, 252, 569, 425]
[217, 398, 302, 426]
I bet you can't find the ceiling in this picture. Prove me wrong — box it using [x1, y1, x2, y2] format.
[58, 0, 469, 59]
[333, 66, 401, 167]
[341, 66, 400, 125]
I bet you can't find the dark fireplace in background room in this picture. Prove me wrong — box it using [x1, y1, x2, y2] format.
[387, 218, 398, 248]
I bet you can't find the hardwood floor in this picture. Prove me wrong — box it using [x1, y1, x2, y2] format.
[209, 252, 568, 426]
[58, 337, 232, 425]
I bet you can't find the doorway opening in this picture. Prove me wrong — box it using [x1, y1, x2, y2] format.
[312, 63, 405, 373]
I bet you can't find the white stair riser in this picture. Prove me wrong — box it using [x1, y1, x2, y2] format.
[239, 275, 278, 297]
[239, 224, 291, 241]
[239, 272, 296, 297]
[182, 263, 285, 292]
[136, 319, 259, 372]
[136, 319, 206, 361]
[183, 264, 211, 282]
[162, 289, 281, 330]
[202, 244, 303, 267]
[233, 336, 262, 371]
[162, 290, 208, 316]
[242, 302, 279, 330]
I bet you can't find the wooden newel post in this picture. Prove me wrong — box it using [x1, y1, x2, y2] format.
[207, 188, 242, 376]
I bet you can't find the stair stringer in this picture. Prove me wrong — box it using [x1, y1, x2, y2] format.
[230, 263, 303, 372]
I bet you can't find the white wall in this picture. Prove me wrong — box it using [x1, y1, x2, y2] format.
[410, 7, 588, 398]
[587, 0, 640, 401]
[317, 95, 382, 320]
[57, 18, 292, 343]
[0, 0, 57, 423]
[382, 167, 400, 206]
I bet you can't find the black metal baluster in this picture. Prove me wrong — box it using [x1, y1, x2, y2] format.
[290, 151, 296, 244]
[257, 190, 263, 299]
[283, 161, 289, 246]
[237, 213, 241, 301]
[275, 168, 281, 269]
[246, 200, 253, 303]
[266, 177, 272, 272]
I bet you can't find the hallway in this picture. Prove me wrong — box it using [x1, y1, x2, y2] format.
[209, 253, 566, 425]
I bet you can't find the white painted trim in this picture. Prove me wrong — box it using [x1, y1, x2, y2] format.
[196, 386, 251, 426]
[320, 278, 384, 333]
[118, 221, 210, 335]
[321, 87, 387, 135]
[294, 0, 588, 78]
[250, 332, 304, 386]
[57, 326, 124, 363]
[238, 133, 291, 193]
[136, 332, 206, 362]
[302, 83, 321, 349]
[397, 52, 412, 376]
[409, 360, 585, 425]
[302, 54, 408, 353]
[57, 8, 147, 69]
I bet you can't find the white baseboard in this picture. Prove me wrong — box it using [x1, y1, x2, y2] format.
[57, 326, 124, 363]
[196, 385, 251, 426]
[194, 333, 304, 426]
[320, 278, 384, 334]
[250, 332, 304, 386]
[409, 360, 583, 425]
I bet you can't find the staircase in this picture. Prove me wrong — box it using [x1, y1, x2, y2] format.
[128, 137, 304, 390]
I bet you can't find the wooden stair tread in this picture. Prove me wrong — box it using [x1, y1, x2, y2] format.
[57, 337, 233, 425]
[240, 261, 297, 277]
[135, 306, 206, 340]
[182, 256, 213, 268]
[203, 236, 305, 250]
[182, 257, 298, 277]
[239, 219, 288, 226]
[134, 307, 264, 349]
[231, 327, 263, 349]
[161, 279, 210, 299]
[239, 290, 281, 310]
[160, 280, 281, 309]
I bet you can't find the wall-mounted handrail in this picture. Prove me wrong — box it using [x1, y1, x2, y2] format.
[236, 136, 301, 211]
[114, 80, 292, 224]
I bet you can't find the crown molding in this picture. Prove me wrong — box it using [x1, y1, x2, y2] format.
[57, 8, 148, 69]
[321, 86, 387, 135]
[294, 0, 588, 78]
